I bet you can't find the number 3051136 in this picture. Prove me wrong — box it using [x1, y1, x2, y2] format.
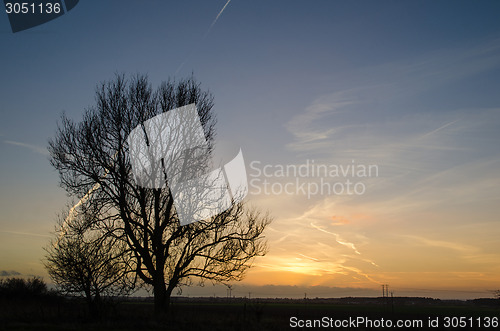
[5, 2, 61, 15]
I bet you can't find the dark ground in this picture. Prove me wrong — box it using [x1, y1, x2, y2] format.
[0, 296, 498, 330]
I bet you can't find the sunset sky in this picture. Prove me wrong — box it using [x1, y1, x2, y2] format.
[1, 1, 500, 299]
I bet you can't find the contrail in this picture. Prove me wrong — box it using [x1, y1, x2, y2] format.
[206, 0, 232, 36]
[419, 119, 460, 139]
[298, 253, 320, 262]
[3, 140, 49, 156]
[57, 152, 118, 244]
[176, 0, 232, 74]
[0, 230, 51, 238]
[310, 222, 361, 255]
[56, 181, 101, 244]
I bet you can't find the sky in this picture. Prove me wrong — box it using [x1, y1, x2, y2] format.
[1, 0, 500, 300]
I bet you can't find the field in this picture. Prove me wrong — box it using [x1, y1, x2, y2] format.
[1, 296, 499, 330]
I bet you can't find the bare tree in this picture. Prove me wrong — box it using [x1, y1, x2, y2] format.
[44, 204, 133, 316]
[48, 74, 270, 314]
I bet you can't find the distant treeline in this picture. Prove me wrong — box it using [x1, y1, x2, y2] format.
[166, 295, 500, 307]
[0, 277, 58, 299]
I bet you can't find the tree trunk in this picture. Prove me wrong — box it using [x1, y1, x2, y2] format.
[91, 291, 101, 318]
[153, 276, 168, 316]
[165, 285, 175, 312]
[84, 288, 99, 319]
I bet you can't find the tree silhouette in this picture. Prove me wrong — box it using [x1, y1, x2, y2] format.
[44, 204, 133, 317]
[0, 277, 48, 299]
[48, 74, 270, 314]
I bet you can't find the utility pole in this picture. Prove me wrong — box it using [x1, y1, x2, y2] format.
[391, 291, 394, 314]
[381, 284, 389, 298]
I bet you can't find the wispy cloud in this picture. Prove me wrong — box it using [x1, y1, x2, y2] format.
[310, 222, 361, 255]
[272, 37, 500, 292]
[3, 140, 49, 156]
[0, 230, 51, 238]
[298, 253, 320, 262]
[285, 38, 500, 158]
[401, 235, 478, 253]
[0, 270, 21, 277]
[285, 91, 356, 152]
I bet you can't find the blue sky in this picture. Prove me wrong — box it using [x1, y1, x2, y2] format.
[1, 1, 500, 299]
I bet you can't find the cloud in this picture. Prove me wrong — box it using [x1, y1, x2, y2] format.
[248, 199, 381, 287]
[401, 235, 478, 253]
[298, 253, 320, 262]
[0, 270, 21, 277]
[3, 140, 49, 156]
[273, 39, 500, 292]
[310, 222, 361, 255]
[251, 37, 500, 294]
[285, 91, 358, 153]
[285, 37, 500, 158]
[0, 230, 51, 238]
